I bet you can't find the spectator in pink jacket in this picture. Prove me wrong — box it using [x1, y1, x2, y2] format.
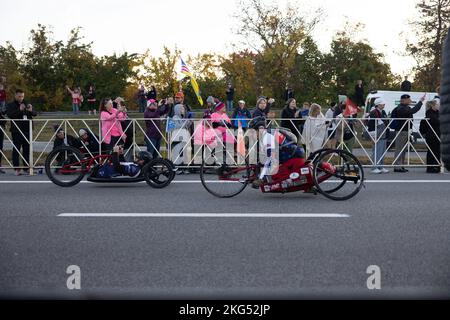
[99, 98, 127, 150]
[211, 101, 235, 144]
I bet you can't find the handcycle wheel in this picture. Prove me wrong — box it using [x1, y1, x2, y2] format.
[143, 158, 175, 188]
[200, 156, 252, 198]
[45, 146, 86, 187]
[312, 149, 364, 201]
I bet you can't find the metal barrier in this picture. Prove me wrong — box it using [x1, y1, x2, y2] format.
[0, 117, 443, 173]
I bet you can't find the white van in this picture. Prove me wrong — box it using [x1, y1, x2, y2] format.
[364, 90, 438, 140]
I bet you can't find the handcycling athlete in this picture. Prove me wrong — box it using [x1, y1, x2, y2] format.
[93, 145, 152, 179]
[248, 116, 306, 188]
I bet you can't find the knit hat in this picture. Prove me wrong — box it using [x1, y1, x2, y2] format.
[79, 129, 87, 136]
[215, 101, 226, 112]
[206, 96, 215, 104]
[374, 98, 386, 106]
[147, 99, 157, 107]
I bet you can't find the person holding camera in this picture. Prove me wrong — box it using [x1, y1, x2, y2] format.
[6, 89, 37, 176]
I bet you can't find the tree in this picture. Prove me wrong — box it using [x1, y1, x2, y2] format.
[0, 42, 28, 98]
[324, 28, 395, 102]
[234, 0, 322, 102]
[21, 24, 63, 109]
[408, 0, 450, 91]
[291, 36, 328, 105]
[137, 47, 180, 100]
[220, 50, 258, 105]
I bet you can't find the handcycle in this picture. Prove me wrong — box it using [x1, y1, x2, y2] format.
[45, 145, 176, 188]
[200, 148, 365, 201]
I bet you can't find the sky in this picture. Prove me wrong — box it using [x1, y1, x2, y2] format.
[0, 0, 419, 77]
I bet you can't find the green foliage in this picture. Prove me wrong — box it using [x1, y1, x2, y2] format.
[408, 0, 450, 91]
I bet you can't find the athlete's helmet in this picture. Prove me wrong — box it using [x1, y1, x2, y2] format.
[248, 116, 267, 130]
[137, 151, 152, 163]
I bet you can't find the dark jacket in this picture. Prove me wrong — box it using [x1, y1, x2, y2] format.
[53, 134, 81, 150]
[281, 106, 302, 134]
[6, 100, 37, 135]
[79, 129, 100, 152]
[367, 108, 388, 133]
[252, 102, 273, 118]
[441, 27, 450, 170]
[226, 87, 235, 101]
[391, 101, 423, 132]
[144, 105, 169, 138]
[231, 107, 252, 128]
[284, 89, 294, 101]
[355, 85, 365, 105]
[422, 109, 440, 140]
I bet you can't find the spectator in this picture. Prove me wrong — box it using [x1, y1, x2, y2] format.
[301, 103, 327, 153]
[301, 102, 311, 117]
[325, 102, 337, 149]
[368, 98, 389, 174]
[401, 76, 412, 92]
[52, 126, 80, 150]
[100, 97, 127, 151]
[144, 99, 170, 159]
[172, 103, 189, 130]
[354, 80, 365, 108]
[66, 86, 83, 115]
[204, 96, 217, 119]
[146, 85, 157, 101]
[334, 101, 357, 153]
[211, 101, 235, 145]
[173, 91, 193, 133]
[281, 98, 302, 137]
[0, 83, 6, 112]
[420, 99, 441, 173]
[225, 83, 235, 113]
[252, 97, 274, 118]
[174, 91, 191, 113]
[0, 95, 6, 174]
[231, 100, 252, 130]
[391, 93, 425, 173]
[137, 85, 147, 113]
[86, 85, 97, 116]
[284, 85, 294, 101]
[6, 89, 37, 176]
[78, 128, 100, 154]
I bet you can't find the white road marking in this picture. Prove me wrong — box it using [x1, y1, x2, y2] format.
[1, 180, 450, 184]
[58, 213, 350, 218]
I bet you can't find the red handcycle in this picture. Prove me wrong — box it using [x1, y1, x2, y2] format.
[200, 148, 365, 201]
[45, 145, 175, 188]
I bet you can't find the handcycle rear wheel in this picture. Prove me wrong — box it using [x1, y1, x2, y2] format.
[143, 158, 175, 188]
[312, 149, 364, 201]
[200, 157, 253, 198]
[45, 146, 87, 187]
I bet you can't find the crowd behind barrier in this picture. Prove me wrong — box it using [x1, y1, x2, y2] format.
[0, 117, 443, 175]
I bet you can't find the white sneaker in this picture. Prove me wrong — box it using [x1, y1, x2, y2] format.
[380, 168, 390, 174]
[371, 169, 382, 174]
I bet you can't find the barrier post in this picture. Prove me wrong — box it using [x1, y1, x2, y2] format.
[29, 119, 34, 175]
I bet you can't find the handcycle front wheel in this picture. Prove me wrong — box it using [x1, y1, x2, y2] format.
[45, 146, 87, 187]
[312, 149, 364, 201]
[200, 160, 253, 198]
[143, 158, 175, 189]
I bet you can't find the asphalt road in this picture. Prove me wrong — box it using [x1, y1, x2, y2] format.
[0, 170, 449, 299]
